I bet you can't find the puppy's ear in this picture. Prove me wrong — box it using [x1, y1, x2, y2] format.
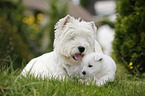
[90, 21, 97, 34]
[94, 40, 103, 54]
[55, 15, 71, 30]
[94, 56, 103, 61]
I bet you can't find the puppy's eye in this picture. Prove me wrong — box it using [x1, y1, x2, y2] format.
[70, 37, 75, 40]
[88, 65, 93, 67]
[99, 58, 103, 61]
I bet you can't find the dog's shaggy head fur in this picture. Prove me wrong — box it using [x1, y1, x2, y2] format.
[54, 15, 97, 65]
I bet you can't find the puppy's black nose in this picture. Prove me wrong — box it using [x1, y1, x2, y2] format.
[82, 71, 86, 75]
[78, 46, 85, 53]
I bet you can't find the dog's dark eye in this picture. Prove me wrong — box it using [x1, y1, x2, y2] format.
[99, 58, 103, 61]
[70, 37, 75, 40]
[88, 64, 93, 67]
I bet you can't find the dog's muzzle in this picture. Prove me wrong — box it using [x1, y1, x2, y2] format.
[72, 46, 85, 61]
[78, 46, 85, 53]
[82, 71, 86, 75]
[72, 53, 84, 61]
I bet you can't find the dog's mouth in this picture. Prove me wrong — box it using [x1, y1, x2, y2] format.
[72, 53, 84, 61]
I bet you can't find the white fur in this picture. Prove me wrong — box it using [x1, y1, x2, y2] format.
[21, 15, 102, 79]
[81, 53, 116, 86]
[97, 25, 115, 55]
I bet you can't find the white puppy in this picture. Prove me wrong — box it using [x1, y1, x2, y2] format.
[81, 53, 116, 86]
[21, 15, 102, 79]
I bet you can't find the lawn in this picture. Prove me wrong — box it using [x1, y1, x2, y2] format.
[0, 61, 144, 96]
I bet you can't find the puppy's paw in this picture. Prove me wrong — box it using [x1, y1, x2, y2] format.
[96, 80, 105, 86]
[96, 77, 109, 86]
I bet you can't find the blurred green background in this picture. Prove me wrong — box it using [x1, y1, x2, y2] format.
[0, 0, 68, 69]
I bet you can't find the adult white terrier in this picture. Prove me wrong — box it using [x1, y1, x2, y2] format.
[81, 52, 116, 86]
[21, 15, 101, 78]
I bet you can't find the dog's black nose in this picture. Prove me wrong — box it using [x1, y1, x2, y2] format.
[78, 46, 85, 53]
[82, 71, 86, 75]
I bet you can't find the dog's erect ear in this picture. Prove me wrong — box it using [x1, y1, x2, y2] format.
[94, 40, 103, 54]
[94, 55, 103, 61]
[90, 21, 97, 33]
[63, 15, 71, 26]
[55, 15, 71, 30]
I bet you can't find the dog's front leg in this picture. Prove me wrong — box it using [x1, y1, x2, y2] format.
[95, 73, 114, 86]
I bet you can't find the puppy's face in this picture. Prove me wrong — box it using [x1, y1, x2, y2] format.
[81, 53, 103, 77]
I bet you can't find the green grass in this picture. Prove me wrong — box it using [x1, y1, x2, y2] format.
[0, 62, 145, 96]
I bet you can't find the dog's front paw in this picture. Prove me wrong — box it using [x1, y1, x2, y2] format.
[96, 80, 105, 86]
